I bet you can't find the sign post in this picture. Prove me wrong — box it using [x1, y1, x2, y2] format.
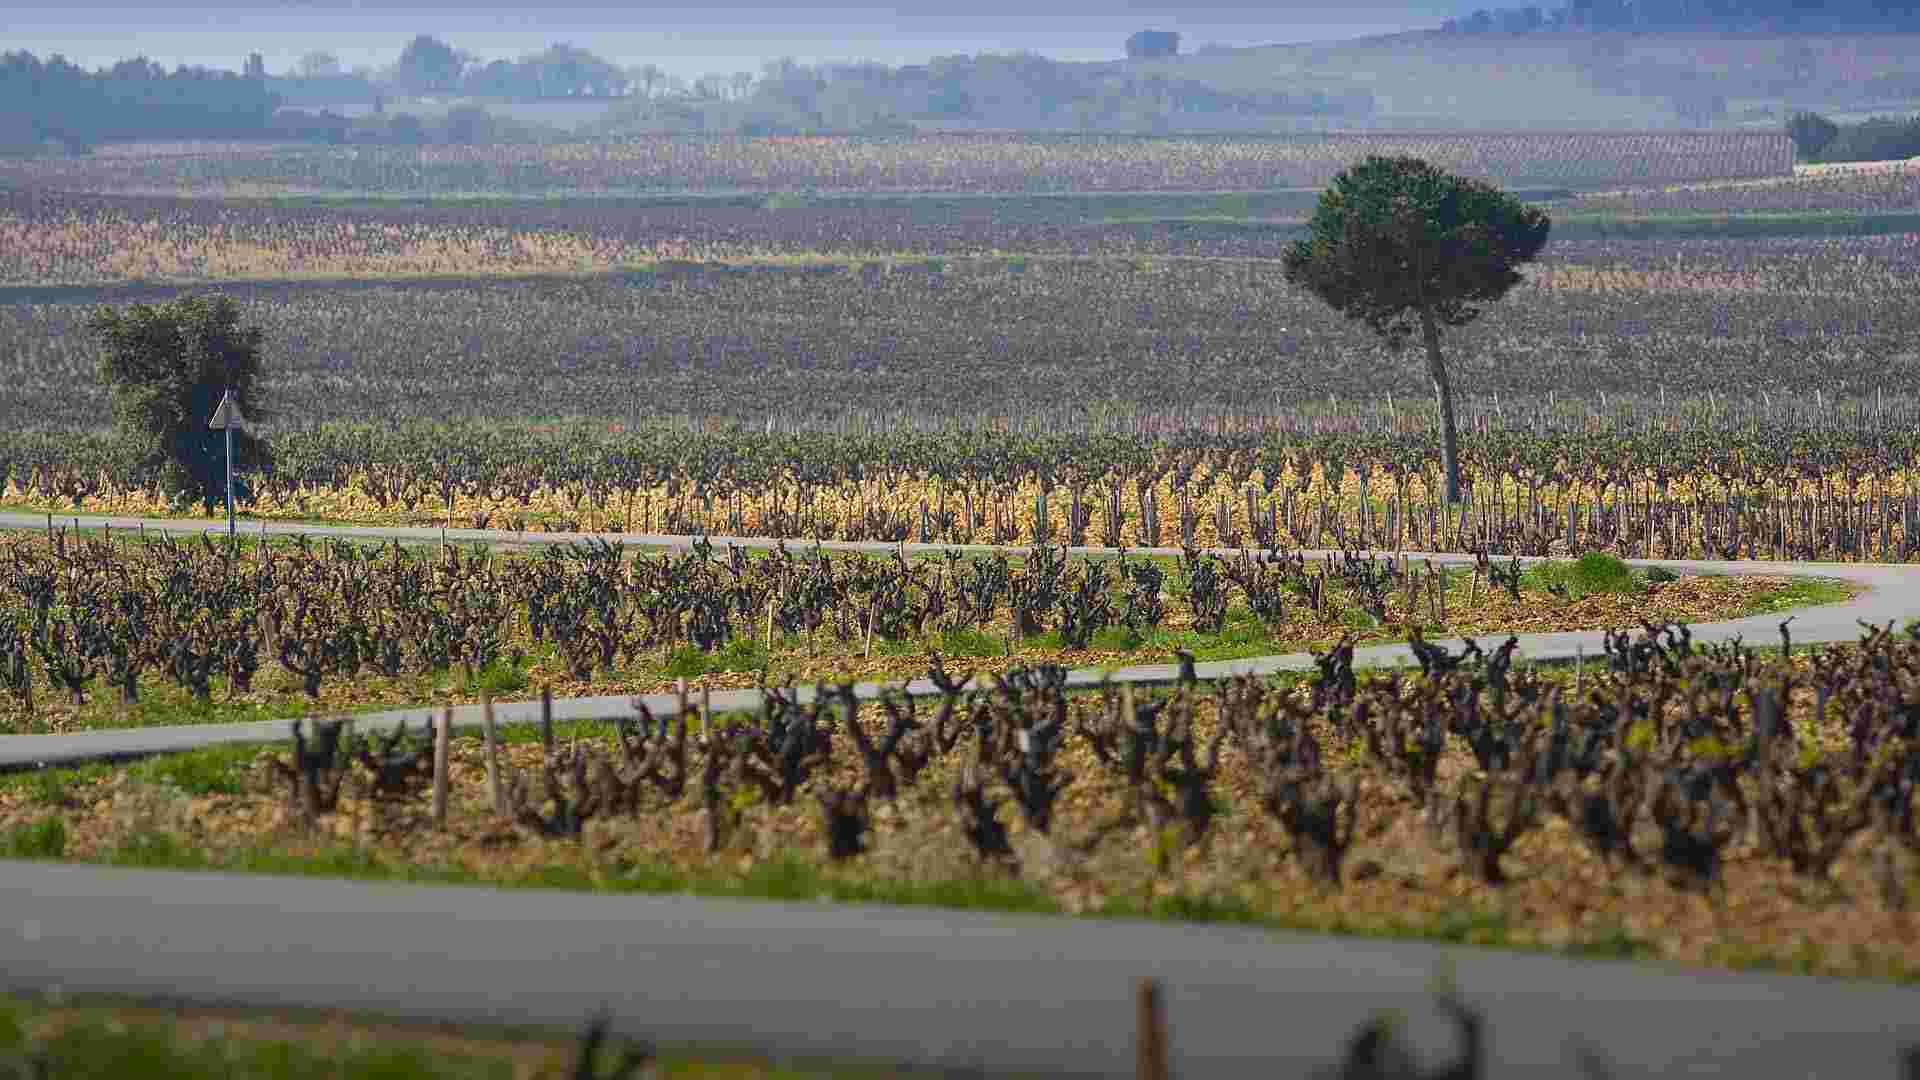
[208, 389, 245, 545]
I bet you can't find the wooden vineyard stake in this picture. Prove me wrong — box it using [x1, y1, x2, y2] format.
[482, 691, 505, 817]
[540, 685, 554, 760]
[1135, 977, 1169, 1080]
[433, 705, 452, 830]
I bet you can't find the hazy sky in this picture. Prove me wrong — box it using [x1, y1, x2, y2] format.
[8, 2, 1462, 81]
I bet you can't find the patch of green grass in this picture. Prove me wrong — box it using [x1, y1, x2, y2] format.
[130, 743, 267, 796]
[97, 833, 1064, 919]
[1739, 576, 1855, 616]
[709, 637, 773, 675]
[1339, 607, 1379, 629]
[458, 659, 530, 698]
[870, 635, 924, 659]
[1403, 907, 1516, 947]
[664, 646, 715, 679]
[934, 625, 1005, 658]
[1144, 891, 1267, 925]
[1, 816, 66, 858]
[1124, 621, 1290, 665]
[0, 996, 530, 1080]
[1019, 631, 1063, 652]
[661, 637, 771, 680]
[1088, 625, 1146, 652]
[1563, 923, 1659, 961]
[0, 987, 951, 1080]
[13, 681, 321, 735]
[0, 763, 113, 806]
[1524, 551, 1644, 600]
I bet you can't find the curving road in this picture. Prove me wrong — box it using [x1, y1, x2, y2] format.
[2, 510, 1919, 1077]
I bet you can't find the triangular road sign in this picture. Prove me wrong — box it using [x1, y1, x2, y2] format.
[208, 391, 245, 431]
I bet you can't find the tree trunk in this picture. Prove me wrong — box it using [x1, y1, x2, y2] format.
[1420, 306, 1463, 505]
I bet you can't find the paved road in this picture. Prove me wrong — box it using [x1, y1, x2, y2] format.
[3, 861, 1917, 1079]
[4, 511, 1919, 1076]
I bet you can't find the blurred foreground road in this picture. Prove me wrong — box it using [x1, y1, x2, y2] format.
[2, 861, 1917, 1078]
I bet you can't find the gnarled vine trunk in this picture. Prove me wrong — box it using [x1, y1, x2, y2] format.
[1420, 304, 1463, 507]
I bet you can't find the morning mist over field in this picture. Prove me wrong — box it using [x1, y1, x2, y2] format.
[10, 1, 1459, 79]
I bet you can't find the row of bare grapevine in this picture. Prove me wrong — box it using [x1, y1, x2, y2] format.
[258, 616, 1920, 988]
[0, 526, 1454, 714]
[11, 401, 1920, 558]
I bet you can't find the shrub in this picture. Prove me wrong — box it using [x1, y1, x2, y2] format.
[1786, 110, 1839, 160]
[1529, 551, 1644, 599]
[1568, 551, 1642, 597]
[88, 294, 271, 514]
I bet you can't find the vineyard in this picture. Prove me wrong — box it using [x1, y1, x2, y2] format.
[0, 527, 1804, 734]
[11, 185, 1920, 287]
[3, 122, 1919, 1070]
[3, 233, 1915, 426]
[0, 187, 1329, 286]
[5, 222, 1920, 564]
[8, 416, 1920, 564]
[0, 131, 1792, 198]
[8, 612, 1920, 985]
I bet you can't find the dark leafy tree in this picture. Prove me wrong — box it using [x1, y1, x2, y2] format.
[1282, 155, 1550, 504]
[388, 112, 428, 145]
[1125, 30, 1181, 60]
[1786, 110, 1839, 160]
[443, 104, 497, 144]
[0, 50, 281, 152]
[394, 34, 463, 95]
[89, 294, 271, 514]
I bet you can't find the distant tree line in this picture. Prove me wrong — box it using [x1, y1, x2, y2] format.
[0, 50, 281, 153]
[1787, 109, 1920, 162]
[4, 34, 1382, 153]
[1441, 0, 1920, 33]
[597, 51, 1374, 135]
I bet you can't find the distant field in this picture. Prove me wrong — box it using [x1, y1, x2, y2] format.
[2, 225, 1912, 433]
[0, 130, 1790, 198]
[1568, 159, 1920, 216]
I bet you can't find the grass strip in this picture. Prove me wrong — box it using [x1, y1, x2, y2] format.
[0, 988, 968, 1079]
